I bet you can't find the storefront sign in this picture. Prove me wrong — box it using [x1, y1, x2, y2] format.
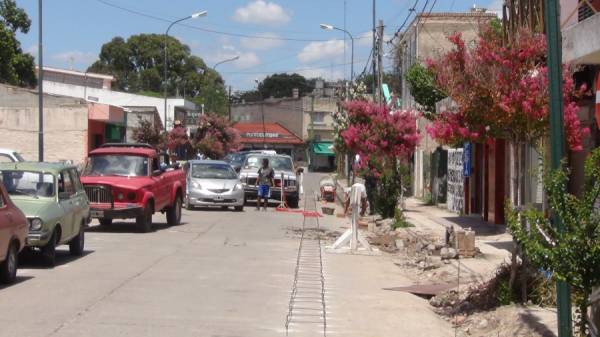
[244, 132, 280, 138]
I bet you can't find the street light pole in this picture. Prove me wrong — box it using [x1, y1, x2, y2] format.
[255, 79, 266, 149]
[163, 10, 207, 131]
[212, 55, 240, 70]
[320, 24, 354, 82]
[38, 0, 44, 162]
[544, 0, 572, 336]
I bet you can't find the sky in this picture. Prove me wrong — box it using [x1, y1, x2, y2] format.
[15, 0, 502, 91]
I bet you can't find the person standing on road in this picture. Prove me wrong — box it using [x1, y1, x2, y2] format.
[256, 158, 275, 211]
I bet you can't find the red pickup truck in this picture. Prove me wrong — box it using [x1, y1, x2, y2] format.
[80, 144, 186, 232]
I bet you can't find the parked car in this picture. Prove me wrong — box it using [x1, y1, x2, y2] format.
[239, 153, 300, 208]
[186, 160, 244, 211]
[0, 182, 27, 283]
[0, 162, 89, 266]
[224, 150, 276, 173]
[0, 149, 25, 163]
[80, 143, 186, 232]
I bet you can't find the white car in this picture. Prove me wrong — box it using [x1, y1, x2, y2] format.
[185, 160, 245, 211]
[0, 149, 25, 163]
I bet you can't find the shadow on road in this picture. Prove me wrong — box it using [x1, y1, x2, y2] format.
[18, 250, 94, 269]
[0, 276, 34, 290]
[86, 221, 185, 234]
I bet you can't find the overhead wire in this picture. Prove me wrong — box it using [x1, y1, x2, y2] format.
[222, 58, 367, 75]
[95, 0, 371, 43]
[387, 0, 420, 44]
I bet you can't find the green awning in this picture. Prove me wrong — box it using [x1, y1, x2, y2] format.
[312, 142, 335, 156]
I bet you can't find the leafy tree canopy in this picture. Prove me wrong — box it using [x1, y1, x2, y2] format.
[88, 34, 228, 115]
[404, 63, 446, 119]
[258, 73, 310, 99]
[0, 0, 36, 87]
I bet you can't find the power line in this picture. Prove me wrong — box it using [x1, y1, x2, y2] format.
[387, 0, 420, 44]
[95, 0, 372, 43]
[222, 58, 367, 75]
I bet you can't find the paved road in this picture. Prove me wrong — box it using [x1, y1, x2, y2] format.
[0, 172, 452, 337]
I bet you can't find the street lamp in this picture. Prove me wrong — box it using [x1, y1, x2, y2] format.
[321, 23, 354, 183]
[320, 23, 354, 82]
[163, 10, 207, 130]
[255, 79, 266, 148]
[213, 55, 240, 70]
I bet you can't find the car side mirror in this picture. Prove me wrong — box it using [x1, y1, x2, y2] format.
[235, 167, 241, 173]
[58, 192, 71, 200]
[152, 170, 162, 177]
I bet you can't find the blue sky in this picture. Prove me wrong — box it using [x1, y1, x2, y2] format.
[15, 0, 501, 91]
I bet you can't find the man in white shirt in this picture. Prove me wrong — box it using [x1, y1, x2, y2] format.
[343, 183, 368, 216]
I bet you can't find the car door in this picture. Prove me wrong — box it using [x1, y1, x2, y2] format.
[0, 189, 10, 261]
[58, 170, 77, 242]
[151, 157, 169, 210]
[69, 169, 88, 230]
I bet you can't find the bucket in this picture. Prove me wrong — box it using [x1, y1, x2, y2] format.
[321, 207, 335, 215]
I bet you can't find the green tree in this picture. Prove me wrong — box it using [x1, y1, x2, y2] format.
[0, 0, 36, 87]
[258, 73, 311, 99]
[88, 34, 228, 115]
[404, 63, 446, 119]
[507, 148, 600, 336]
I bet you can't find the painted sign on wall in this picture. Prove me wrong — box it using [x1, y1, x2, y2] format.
[447, 148, 464, 214]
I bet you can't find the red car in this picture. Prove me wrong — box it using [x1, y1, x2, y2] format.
[80, 143, 186, 232]
[0, 182, 27, 284]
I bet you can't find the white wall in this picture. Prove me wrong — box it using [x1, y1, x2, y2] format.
[43, 81, 195, 130]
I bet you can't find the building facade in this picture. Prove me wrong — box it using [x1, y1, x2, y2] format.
[396, 10, 496, 206]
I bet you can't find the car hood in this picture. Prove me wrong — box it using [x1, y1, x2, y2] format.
[189, 178, 239, 190]
[239, 168, 296, 180]
[80, 175, 155, 190]
[10, 197, 59, 219]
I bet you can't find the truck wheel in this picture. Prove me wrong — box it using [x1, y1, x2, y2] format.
[0, 242, 18, 284]
[41, 230, 58, 267]
[136, 205, 153, 233]
[99, 218, 112, 226]
[166, 195, 182, 226]
[288, 197, 299, 209]
[69, 226, 85, 256]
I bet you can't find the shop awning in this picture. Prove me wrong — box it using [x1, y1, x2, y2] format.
[312, 142, 335, 156]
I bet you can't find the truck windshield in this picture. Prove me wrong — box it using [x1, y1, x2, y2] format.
[244, 156, 293, 171]
[0, 171, 55, 198]
[84, 155, 149, 177]
[191, 163, 237, 179]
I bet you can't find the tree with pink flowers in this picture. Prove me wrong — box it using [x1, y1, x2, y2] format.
[339, 101, 420, 217]
[192, 113, 242, 159]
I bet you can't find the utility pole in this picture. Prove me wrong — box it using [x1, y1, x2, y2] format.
[544, 0, 572, 336]
[228, 85, 232, 122]
[377, 20, 385, 105]
[38, 0, 44, 162]
[372, 0, 377, 100]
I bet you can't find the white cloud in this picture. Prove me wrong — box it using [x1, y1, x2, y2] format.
[51, 50, 97, 66]
[297, 39, 345, 64]
[297, 68, 344, 81]
[234, 52, 261, 69]
[233, 0, 290, 26]
[240, 33, 284, 50]
[25, 44, 38, 56]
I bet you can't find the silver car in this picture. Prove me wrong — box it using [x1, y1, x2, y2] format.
[185, 160, 244, 211]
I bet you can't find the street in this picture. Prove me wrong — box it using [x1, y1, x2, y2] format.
[0, 173, 451, 337]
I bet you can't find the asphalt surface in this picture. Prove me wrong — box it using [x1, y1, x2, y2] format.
[0, 195, 310, 337]
[0, 172, 453, 337]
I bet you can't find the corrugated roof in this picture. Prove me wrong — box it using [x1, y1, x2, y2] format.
[233, 123, 303, 145]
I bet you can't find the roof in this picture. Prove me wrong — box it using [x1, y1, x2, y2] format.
[233, 123, 303, 145]
[89, 146, 157, 157]
[39, 66, 114, 81]
[0, 162, 74, 174]
[188, 160, 229, 165]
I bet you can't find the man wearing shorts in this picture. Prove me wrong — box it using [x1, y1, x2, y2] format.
[256, 158, 275, 211]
